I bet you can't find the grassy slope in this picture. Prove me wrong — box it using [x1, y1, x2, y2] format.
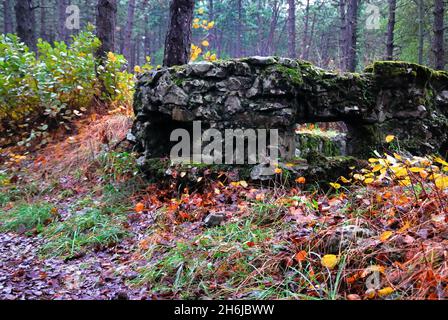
[0, 115, 447, 300]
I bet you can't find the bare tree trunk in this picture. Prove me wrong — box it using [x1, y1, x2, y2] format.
[208, 0, 217, 45]
[143, 0, 151, 58]
[385, 0, 396, 60]
[58, 0, 68, 42]
[3, 0, 14, 34]
[265, 0, 280, 55]
[339, 0, 347, 70]
[257, 0, 264, 55]
[416, 0, 424, 64]
[123, 0, 136, 67]
[14, 0, 36, 51]
[345, 0, 359, 72]
[236, 0, 243, 57]
[40, 0, 47, 41]
[163, 0, 195, 67]
[287, 0, 296, 58]
[96, 0, 117, 61]
[302, 0, 310, 60]
[433, 0, 445, 70]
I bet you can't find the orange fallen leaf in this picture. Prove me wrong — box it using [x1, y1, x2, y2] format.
[135, 202, 145, 213]
[295, 177, 306, 184]
[295, 250, 307, 262]
[380, 231, 393, 242]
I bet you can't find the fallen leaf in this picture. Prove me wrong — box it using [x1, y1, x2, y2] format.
[295, 250, 307, 262]
[380, 231, 393, 242]
[378, 286, 394, 297]
[321, 254, 339, 269]
[135, 203, 145, 213]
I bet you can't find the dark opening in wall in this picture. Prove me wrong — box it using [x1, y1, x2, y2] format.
[295, 122, 348, 159]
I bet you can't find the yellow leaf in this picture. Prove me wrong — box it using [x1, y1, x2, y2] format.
[364, 178, 374, 184]
[198, 8, 205, 14]
[321, 255, 339, 269]
[434, 157, 448, 166]
[329, 182, 341, 190]
[201, 40, 210, 47]
[380, 231, 393, 242]
[369, 158, 379, 163]
[239, 180, 248, 188]
[340, 176, 352, 183]
[435, 176, 448, 190]
[274, 168, 283, 174]
[409, 167, 424, 173]
[372, 164, 383, 172]
[385, 135, 395, 143]
[378, 287, 394, 297]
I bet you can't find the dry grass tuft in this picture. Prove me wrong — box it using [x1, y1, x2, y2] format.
[34, 114, 133, 178]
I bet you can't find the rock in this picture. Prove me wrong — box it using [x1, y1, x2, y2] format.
[203, 213, 226, 228]
[325, 225, 374, 254]
[131, 58, 448, 164]
[188, 61, 213, 75]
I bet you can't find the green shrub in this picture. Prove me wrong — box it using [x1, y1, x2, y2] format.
[0, 26, 137, 147]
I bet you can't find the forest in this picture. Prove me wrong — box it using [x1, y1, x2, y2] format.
[0, 0, 447, 303]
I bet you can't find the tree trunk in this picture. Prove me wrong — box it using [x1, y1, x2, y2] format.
[163, 0, 195, 67]
[143, 0, 151, 58]
[385, 0, 396, 60]
[40, 0, 47, 41]
[58, 0, 68, 42]
[433, 0, 445, 70]
[3, 0, 13, 34]
[14, 0, 36, 51]
[302, 0, 310, 59]
[287, 0, 296, 58]
[96, 0, 117, 61]
[417, 0, 424, 64]
[265, 0, 280, 55]
[236, 0, 243, 57]
[345, 0, 359, 72]
[339, 0, 347, 70]
[123, 0, 136, 67]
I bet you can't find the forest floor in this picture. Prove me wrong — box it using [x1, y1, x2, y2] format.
[0, 114, 447, 300]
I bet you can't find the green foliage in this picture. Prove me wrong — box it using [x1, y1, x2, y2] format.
[99, 151, 140, 183]
[135, 218, 301, 299]
[0, 27, 136, 147]
[41, 207, 127, 258]
[0, 202, 54, 234]
[97, 51, 135, 105]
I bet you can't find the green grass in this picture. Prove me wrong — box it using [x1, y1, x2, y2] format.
[40, 207, 128, 259]
[135, 216, 315, 299]
[0, 202, 55, 234]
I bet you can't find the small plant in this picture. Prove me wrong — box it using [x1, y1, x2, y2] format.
[0, 202, 55, 234]
[135, 218, 298, 299]
[41, 207, 127, 258]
